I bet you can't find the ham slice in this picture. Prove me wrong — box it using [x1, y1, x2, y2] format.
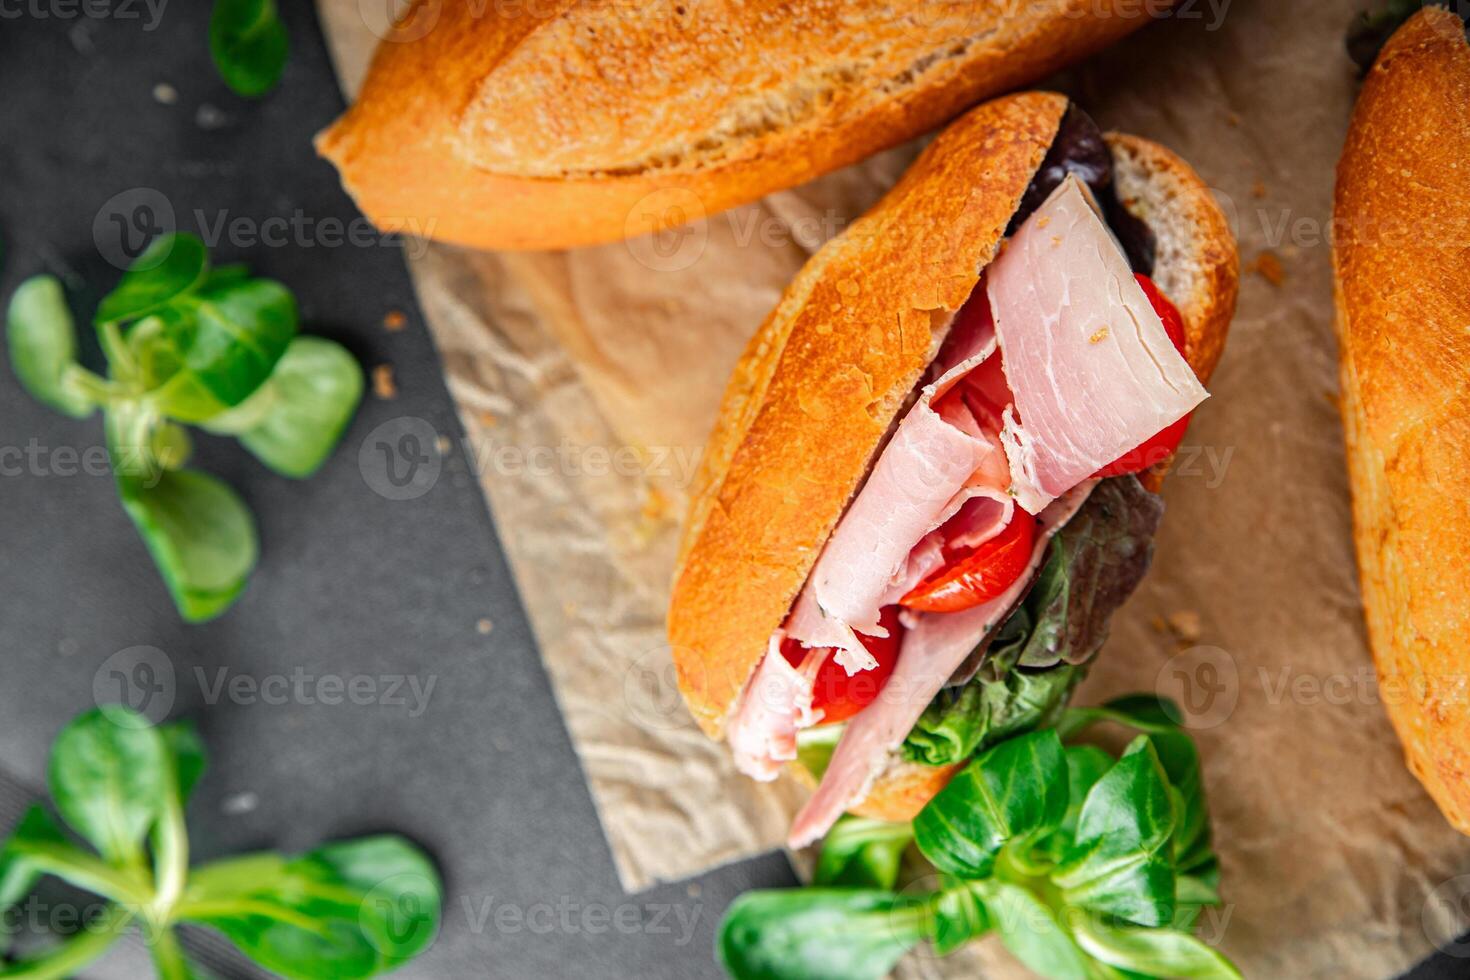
[787, 483, 1094, 849]
[726, 633, 825, 780]
[782, 308, 1013, 673]
[988, 175, 1207, 513]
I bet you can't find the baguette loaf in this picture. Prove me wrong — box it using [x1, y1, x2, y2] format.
[1333, 8, 1470, 834]
[669, 91, 1238, 820]
[317, 0, 1169, 251]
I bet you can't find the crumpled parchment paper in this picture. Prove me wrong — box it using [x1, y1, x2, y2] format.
[317, 1, 1470, 974]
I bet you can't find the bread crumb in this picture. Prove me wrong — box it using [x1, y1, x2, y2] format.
[1247, 250, 1286, 287]
[476, 618, 494, 635]
[1089, 326, 1110, 344]
[153, 83, 178, 105]
[1037, 215, 1050, 228]
[1251, 180, 1267, 199]
[1226, 111, 1241, 127]
[479, 411, 498, 427]
[383, 309, 407, 332]
[372, 364, 397, 399]
[434, 434, 451, 455]
[1150, 615, 1169, 634]
[1166, 610, 1203, 643]
[1050, 235, 1061, 248]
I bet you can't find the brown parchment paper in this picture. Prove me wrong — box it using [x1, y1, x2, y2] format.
[317, 1, 1470, 974]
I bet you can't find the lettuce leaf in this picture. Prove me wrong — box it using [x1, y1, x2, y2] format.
[901, 477, 1162, 767]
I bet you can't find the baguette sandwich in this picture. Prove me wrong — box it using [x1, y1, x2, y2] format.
[1334, 7, 1470, 833]
[668, 91, 1237, 847]
[317, 0, 1173, 251]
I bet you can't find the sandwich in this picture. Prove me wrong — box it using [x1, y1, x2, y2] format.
[317, 0, 1174, 251]
[668, 91, 1237, 847]
[1334, 6, 1470, 833]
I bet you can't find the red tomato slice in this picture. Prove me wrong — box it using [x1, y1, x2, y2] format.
[1094, 275, 1193, 478]
[780, 606, 902, 726]
[899, 513, 1038, 614]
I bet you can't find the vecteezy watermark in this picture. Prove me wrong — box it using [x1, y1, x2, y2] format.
[359, 417, 445, 501]
[0, 0, 168, 30]
[622, 645, 698, 732]
[92, 187, 436, 270]
[93, 645, 438, 719]
[94, 645, 177, 725]
[459, 894, 703, 946]
[0, 440, 113, 479]
[1153, 645, 1240, 730]
[194, 667, 438, 718]
[360, 872, 442, 954]
[1424, 874, 1470, 958]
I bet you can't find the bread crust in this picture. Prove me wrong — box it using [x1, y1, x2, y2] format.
[1333, 8, 1470, 834]
[669, 95, 1239, 818]
[316, 0, 1166, 251]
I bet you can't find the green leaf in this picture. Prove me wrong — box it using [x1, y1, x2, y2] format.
[206, 336, 363, 478]
[1011, 476, 1164, 669]
[0, 805, 152, 911]
[1060, 696, 1214, 872]
[117, 468, 259, 622]
[180, 836, 442, 979]
[0, 807, 68, 924]
[717, 889, 928, 980]
[1045, 744, 1114, 861]
[1072, 918, 1242, 979]
[0, 903, 134, 980]
[913, 730, 1068, 879]
[149, 930, 203, 980]
[1054, 737, 1176, 927]
[813, 817, 913, 890]
[927, 882, 990, 956]
[46, 707, 168, 865]
[160, 721, 207, 804]
[210, 0, 289, 98]
[981, 880, 1089, 980]
[795, 725, 842, 782]
[6, 276, 95, 417]
[156, 277, 298, 414]
[95, 234, 210, 325]
[902, 663, 1080, 767]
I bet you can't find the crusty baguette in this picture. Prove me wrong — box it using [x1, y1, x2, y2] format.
[316, 0, 1168, 251]
[1333, 8, 1470, 834]
[668, 92, 1239, 820]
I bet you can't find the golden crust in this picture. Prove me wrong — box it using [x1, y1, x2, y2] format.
[1333, 8, 1470, 834]
[316, 0, 1164, 251]
[670, 96, 1239, 816]
[669, 91, 1069, 738]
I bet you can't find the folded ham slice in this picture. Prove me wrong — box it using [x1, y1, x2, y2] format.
[786, 483, 1094, 848]
[989, 175, 1207, 513]
[782, 308, 1013, 673]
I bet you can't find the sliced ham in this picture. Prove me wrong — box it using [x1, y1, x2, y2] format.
[783, 306, 1012, 673]
[988, 175, 1207, 513]
[787, 483, 1094, 849]
[727, 173, 1208, 829]
[726, 633, 825, 780]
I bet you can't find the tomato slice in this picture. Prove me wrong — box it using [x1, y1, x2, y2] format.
[1094, 274, 1193, 478]
[899, 513, 1038, 614]
[780, 606, 902, 726]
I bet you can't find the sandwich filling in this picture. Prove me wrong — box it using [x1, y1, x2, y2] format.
[725, 113, 1209, 848]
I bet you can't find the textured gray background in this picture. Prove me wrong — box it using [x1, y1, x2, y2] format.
[0, 3, 1457, 978]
